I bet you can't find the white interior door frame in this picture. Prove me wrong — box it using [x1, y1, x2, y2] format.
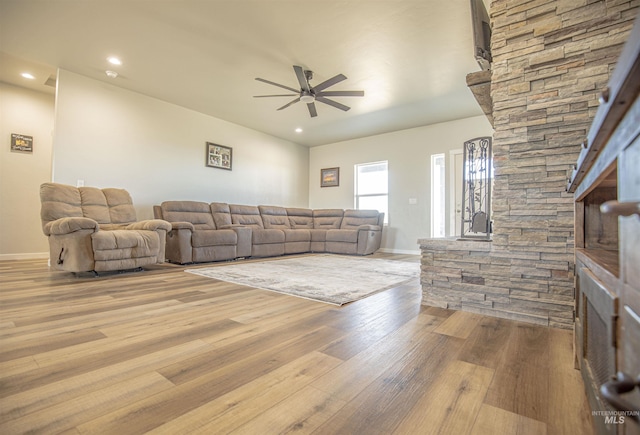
[449, 149, 463, 237]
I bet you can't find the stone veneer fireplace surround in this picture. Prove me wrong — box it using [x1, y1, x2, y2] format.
[419, 0, 638, 329]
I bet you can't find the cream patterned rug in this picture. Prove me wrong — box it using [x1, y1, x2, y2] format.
[185, 254, 419, 305]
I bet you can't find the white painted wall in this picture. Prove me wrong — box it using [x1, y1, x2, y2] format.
[0, 83, 54, 259]
[52, 70, 309, 220]
[309, 116, 494, 253]
[1, 69, 492, 258]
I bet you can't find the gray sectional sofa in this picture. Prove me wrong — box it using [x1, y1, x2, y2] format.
[153, 201, 384, 264]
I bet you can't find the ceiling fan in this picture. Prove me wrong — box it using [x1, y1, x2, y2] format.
[254, 65, 364, 118]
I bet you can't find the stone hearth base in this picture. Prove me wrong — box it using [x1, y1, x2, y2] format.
[419, 238, 574, 329]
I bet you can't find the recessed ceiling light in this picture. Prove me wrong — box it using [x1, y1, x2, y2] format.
[105, 70, 119, 78]
[295, 128, 303, 133]
[107, 57, 122, 66]
[21, 72, 35, 80]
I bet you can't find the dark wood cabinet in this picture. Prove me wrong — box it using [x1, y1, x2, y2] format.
[569, 12, 640, 435]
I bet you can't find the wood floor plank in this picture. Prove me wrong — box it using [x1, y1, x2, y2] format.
[0, 328, 107, 362]
[0, 371, 174, 434]
[0, 318, 240, 398]
[157, 311, 341, 385]
[320, 282, 424, 360]
[546, 327, 595, 435]
[393, 360, 494, 435]
[74, 326, 345, 434]
[0, 340, 210, 421]
[148, 351, 343, 435]
[200, 303, 329, 349]
[312, 327, 465, 434]
[457, 316, 514, 369]
[310, 314, 444, 404]
[0, 299, 183, 340]
[230, 385, 346, 434]
[483, 322, 550, 422]
[470, 404, 547, 435]
[433, 310, 484, 339]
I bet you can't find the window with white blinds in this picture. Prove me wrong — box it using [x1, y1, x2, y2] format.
[354, 161, 388, 224]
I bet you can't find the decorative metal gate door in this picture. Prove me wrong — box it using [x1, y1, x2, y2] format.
[461, 136, 492, 239]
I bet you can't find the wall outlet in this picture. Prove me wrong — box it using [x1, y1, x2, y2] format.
[76, 179, 84, 187]
[409, 197, 417, 205]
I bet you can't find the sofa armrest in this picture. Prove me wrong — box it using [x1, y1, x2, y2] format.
[164, 226, 194, 264]
[228, 226, 252, 258]
[356, 224, 381, 232]
[167, 221, 195, 231]
[125, 219, 172, 232]
[357, 226, 383, 255]
[44, 217, 99, 236]
[124, 220, 172, 264]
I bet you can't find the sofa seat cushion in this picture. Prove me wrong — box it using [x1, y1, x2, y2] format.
[192, 229, 237, 247]
[310, 229, 328, 242]
[92, 230, 159, 260]
[326, 229, 358, 243]
[283, 229, 310, 242]
[253, 229, 285, 244]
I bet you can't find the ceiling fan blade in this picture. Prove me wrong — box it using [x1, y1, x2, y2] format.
[253, 94, 298, 98]
[255, 77, 299, 93]
[277, 97, 301, 111]
[293, 65, 310, 92]
[307, 102, 318, 118]
[312, 74, 347, 92]
[316, 96, 350, 111]
[316, 90, 364, 97]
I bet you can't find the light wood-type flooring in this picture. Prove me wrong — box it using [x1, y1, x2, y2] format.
[0, 253, 594, 434]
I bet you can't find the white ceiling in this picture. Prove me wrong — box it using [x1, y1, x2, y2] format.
[0, 0, 486, 147]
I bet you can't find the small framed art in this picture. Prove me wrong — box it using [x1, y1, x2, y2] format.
[11, 133, 33, 153]
[206, 142, 232, 170]
[320, 167, 339, 187]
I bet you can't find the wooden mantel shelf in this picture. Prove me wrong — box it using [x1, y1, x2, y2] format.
[466, 70, 493, 127]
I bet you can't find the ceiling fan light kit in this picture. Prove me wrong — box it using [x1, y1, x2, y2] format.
[254, 65, 364, 118]
[299, 92, 315, 104]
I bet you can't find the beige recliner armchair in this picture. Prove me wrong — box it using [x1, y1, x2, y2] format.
[40, 183, 171, 273]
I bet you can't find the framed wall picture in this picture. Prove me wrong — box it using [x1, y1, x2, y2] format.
[11, 133, 33, 153]
[321, 167, 340, 187]
[206, 142, 232, 170]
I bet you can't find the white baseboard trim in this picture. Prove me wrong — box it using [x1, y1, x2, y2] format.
[378, 248, 421, 255]
[0, 252, 49, 261]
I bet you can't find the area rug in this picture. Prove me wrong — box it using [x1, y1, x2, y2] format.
[185, 254, 419, 305]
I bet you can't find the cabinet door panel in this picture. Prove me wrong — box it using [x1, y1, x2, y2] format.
[619, 135, 640, 309]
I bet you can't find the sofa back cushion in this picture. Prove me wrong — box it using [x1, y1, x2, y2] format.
[161, 201, 216, 230]
[40, 183, 83, 228]
[313, 209, 344, 229]
[341, 209, 380, 229]
[259, 205, 290, 229]
[286, 208, 314, 229]
[230, 204, 264, 229]
[40, 183, 138, 227]
[210, 202, 232, 228]
[101, 188, 137, 224]
[79, 187, 112, 224]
